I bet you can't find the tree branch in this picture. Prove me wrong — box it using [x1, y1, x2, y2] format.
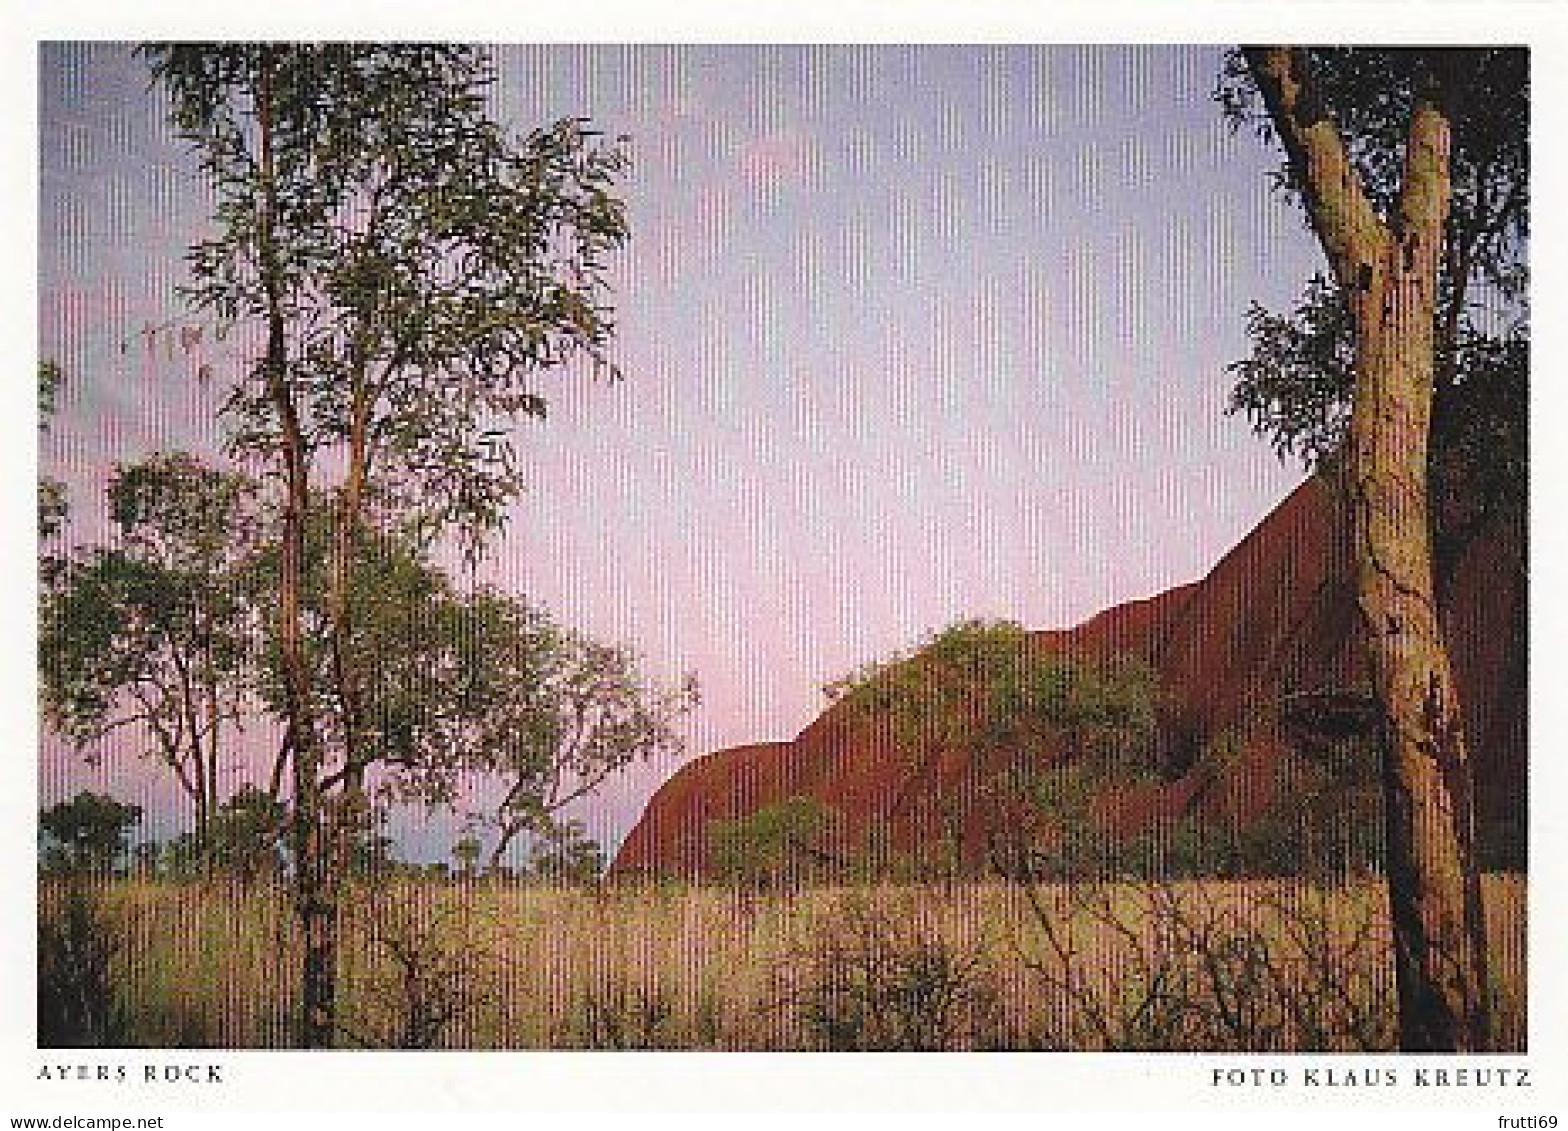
[1243, 47, 1389, 290]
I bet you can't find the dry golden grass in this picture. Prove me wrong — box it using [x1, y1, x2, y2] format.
[42, 873, 1525, 1051]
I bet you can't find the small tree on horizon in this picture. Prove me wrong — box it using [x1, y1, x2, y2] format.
[40, 792, 144, 877]
[451, 834, 482, 881]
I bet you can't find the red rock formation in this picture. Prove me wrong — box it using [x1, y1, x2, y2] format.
[611, 476, 1525, 877]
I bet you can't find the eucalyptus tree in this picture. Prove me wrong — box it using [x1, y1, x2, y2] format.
[455, 602, 699, 873]
[826, 619, 1159, 876]
[324, 566, 697, 875]
[1219, 48, 1527, 573]
[142, 43, 631, 1046]
[40, 454, 263, 853]
[251, 508, 695, 884]
[1219, 47, 1524, 1050]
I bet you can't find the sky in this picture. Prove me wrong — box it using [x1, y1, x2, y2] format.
[37, 43, 1324, 860]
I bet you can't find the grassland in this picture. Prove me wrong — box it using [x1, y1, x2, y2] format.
[38, 873, 1526, 1051]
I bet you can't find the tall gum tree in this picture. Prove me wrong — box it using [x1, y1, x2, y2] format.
[40, 455, 262, 855]
[1239, 46, 1494, 1051]
[142, 44, 630, 1048]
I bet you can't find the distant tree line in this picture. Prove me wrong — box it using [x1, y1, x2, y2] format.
[39, 787, 613, 887]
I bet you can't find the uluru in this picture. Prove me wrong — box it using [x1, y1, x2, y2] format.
[612, 475, 1526, 879]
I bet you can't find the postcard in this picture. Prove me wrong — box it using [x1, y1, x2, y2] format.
[6, 2, 1564, 1122]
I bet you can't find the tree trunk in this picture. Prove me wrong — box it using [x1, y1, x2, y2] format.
[325, 381, 372, 888]
[1345, 104, 1490, 1051]
[256, 48, 337, 1050]
[167, 641, 210, 855]
[1243, 48, 1490, 1051]
[488, 821, 523, 875]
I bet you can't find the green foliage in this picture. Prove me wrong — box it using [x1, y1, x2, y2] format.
[205, 786, 288, 881]
[135, 49, 639, 1044]
[141, 43, 631, 550]
[136, 43, 632, 1044]
[1013, 725, 1385, 884]
[349, 887, 502, 1048]
[1012, 762, 1116, 881]
[1108, 811, 1304, 883]
[350, 831, 402, 881]
[39, 454, 263, 840]
[38, 360, 68, 551]
[40, 793, 144, 876]
[451, 834, 482, 878]
[1226, 274, 1354, 471]
[572, 980, 675, 1050]
[827, 619, 1159, 778]
[241, 501, 696, 850]
[130, 842, 161, 878]
[525, 819, 605, 885]
[1217, 48, 1528, 548]
[245, 512, 488, 793]
[709, 796, 834, 889]
[149, 834, 204, 882]
[785, 894, 1002, 1051]
[827, 619, 1159, 879]
[456, 604, 699, 868]
[38, 444, 679, 886]
[38, 358, 61, 422]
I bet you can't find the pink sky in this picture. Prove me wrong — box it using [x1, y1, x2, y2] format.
[39, 44, 1319, 861]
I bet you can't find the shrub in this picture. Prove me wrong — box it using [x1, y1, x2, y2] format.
[709, 796, 835, 891]
[38, 880, 131, 1046]
[781, 894, 1002, 1050]
[571, 979, 675, 1049]
[1009, 877, 1395, 1050]
[525, 819, 605, 885]
[344, 884, 499, 1048]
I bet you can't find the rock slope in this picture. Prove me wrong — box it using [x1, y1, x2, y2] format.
[611, 477, 1525, 877]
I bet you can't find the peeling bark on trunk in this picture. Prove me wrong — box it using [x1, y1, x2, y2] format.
[1244, 47, 1490, 1051]
[1346, 113, 1490, 1050]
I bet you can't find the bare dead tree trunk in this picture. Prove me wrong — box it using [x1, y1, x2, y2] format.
[1243, 46, 1489, 1051]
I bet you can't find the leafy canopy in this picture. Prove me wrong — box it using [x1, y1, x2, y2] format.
[826, 619, 1159, 779]
[40, 792, 144, 875]
[140, 44, 631, 549]
[40, 454, 262, 791]
[1216, 48, 1528, 546]
[709, 796, 834, 888]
